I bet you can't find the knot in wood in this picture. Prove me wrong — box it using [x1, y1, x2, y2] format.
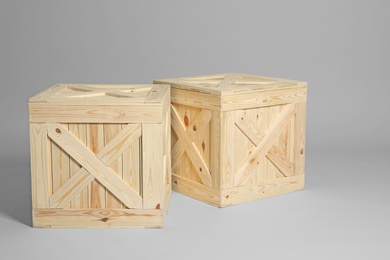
[55, 128, 61, 134]
[101, 218, 108, 222]
[193, 125, 197, 131]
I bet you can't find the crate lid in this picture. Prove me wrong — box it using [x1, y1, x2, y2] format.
[29, 84, 169, 105]
[154, 73, 306, 96]
[29, 84, 170, 123]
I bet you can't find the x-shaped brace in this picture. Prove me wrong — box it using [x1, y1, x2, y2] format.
[48, 123, 142, 209]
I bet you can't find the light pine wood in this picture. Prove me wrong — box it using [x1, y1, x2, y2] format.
[105, 124, 123, 208]
[142, 124, 164, 209]
[172, 175, 221, 207]
[294, 102, 306, 176]
[68, 123, 89, 208]
[220, 111, 235, 189]
[221, 175, 304, 207]
[221, 87, 306, 111]
[49, 123, 141, 208]
[235, 104, 295, 186]
[51, 123, 70, 208]
[170, 88, 222, 111]
[156, 73, 307, 207]
[33, 209, 164, 228]
[29, 84, 170, 227]
[155, 73, 306, 96]
[87, 123, 106, 209]
[47, 123, 142, 209]
[171, 105, 212, 187]
[122, 124, 141, 195]
[30, 123, 51, 208]
[29, 103, 163, 123]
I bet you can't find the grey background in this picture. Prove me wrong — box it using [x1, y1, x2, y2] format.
[0, 1, 389, 259]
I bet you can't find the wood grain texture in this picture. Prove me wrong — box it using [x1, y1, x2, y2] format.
[33, 209, 163, 228]
[221, 175, 304, 207]
[87, 123, 106, 209]
[142, 124, 164, 209]
[30, 123, 51, 208]
[221, 87, 307, 111]
[47, 123, 142, 209]
[104, 124, 123, 208]
[68, 123, 89, 208]
[49, 123, 142, 208]
[235, 104, 295, 186]
[171, 105, 212, 186]
[29, 103, 163, 123]
[294, 102, 307, 176]
[172, 175, 220, 207]
[170, 88, 221, 111]
[51, 123, 70, 208]
[220, 111, 235, 189]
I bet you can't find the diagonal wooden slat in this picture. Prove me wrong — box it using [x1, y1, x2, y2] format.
[217, 74, 237, 90]
[49, 123, 142, 209]
[266, 146, 294, 177]
[171, 109, 212, 168]
[171, 105, 212, 187]
[234, 110, 265, 146]
[235, 104, 295, 186]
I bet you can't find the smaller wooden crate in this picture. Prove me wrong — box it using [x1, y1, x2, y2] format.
[29, 84, 171, 228]
[154, 73, 307, 207]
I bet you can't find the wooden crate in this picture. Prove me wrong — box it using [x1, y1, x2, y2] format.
[29, 84, 171, 228]
[154, 73, 307, 207]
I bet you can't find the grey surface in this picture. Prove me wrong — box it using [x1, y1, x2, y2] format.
[0, 1, 389, 259]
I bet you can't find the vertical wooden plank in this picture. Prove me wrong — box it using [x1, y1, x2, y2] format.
[234, 109, 256, 187]
[219, 111, 234, 190]
[246, 108, 259, 183]
[164, 105, 171, 187]
[142, 124, 164, 209]
[69, 123, 89, 208]
[294, 102, 306, 176]
[256, 107, 269, 183]
[122, 124, 141, 197]
[104, 124, 123, 208]
[30, 123, 51, 209]
[267, 106, 280, 180]
[51, 123, 70, 209]
[87, 123, 106, 208]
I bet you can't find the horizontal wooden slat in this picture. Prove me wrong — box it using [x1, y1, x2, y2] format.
[221, 175, 304, 207]
[47, 123, 142, 209]
[29, 103, 163, 123]
[170, 88, 222, 111]
[33, 209, 163, 228]
[172, 175, 221, 207]
[221, 87, 307, 111]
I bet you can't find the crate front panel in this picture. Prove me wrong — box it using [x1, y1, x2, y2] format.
[30, 122, 167, 211]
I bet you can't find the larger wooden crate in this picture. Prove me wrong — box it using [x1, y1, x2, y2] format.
[29, 84, 171, 228]
[154, 73, 307, 207]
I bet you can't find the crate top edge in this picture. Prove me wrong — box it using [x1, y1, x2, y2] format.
[29, 84, 170, 105]
[154, 73, 307, 96]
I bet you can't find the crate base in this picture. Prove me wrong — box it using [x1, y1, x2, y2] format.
[33, 189, 171, 228]
[172, 174, 304, 207]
